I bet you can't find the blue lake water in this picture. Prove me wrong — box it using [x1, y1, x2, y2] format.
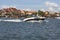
[0, 18, 60, 40]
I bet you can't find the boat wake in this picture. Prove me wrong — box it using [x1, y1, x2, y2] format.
[25, 20, 43, 22]
[44, 20, 49, 22]
[0, 19, 22, 22]
[55, 17, 60, 19]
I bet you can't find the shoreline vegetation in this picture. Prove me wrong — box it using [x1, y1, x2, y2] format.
[0, 7, 60, 19]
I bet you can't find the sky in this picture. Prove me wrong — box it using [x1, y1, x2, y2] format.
[0, 0, 60, 11]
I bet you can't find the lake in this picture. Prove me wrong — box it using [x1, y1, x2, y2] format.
[0, 18, 60, 40]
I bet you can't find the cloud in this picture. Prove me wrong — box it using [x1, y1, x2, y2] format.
[23, 8, 31, 11]
[48, 7, 54, 11]
[1, 5, 16, 9]
[40, 9, 45, 12]
[45, 1, 60, 12]
[58, 7, 60, 10]
[45, 1, 58, 7]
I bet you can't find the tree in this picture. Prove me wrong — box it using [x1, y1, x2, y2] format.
[37, 10, 45, 16]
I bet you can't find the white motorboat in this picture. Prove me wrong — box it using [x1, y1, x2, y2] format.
[23, 17, 45, 22]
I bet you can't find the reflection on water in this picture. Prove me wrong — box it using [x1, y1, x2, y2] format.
[0, 18, 60, 40]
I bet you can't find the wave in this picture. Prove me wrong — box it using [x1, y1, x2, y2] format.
[44, 20, 49, 22]
[55, 17, 60, 19]
[0, 19, 23, 22]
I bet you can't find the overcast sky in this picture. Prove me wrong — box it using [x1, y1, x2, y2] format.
[0, 0, 60, 11]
